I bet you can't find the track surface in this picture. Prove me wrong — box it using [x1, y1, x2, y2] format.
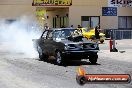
[0, 40, 132, 88]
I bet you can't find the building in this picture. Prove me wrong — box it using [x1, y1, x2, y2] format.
[0, 0, 132, 30]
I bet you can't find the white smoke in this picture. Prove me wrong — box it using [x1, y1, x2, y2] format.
[0, 16, 42, 58]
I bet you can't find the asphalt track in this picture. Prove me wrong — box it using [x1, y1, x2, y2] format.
[0, 40, 132, 88]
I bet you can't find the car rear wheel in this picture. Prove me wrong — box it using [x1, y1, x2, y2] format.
[55, 51, 64, 65]
[37, 46, 48, 61]
[89, 53, 98, 64]
[100, 39, 104, 43]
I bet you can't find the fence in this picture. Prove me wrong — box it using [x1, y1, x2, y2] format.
[104, 29, 132, 40]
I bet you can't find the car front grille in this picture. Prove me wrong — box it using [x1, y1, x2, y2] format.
[67, 43, 97, 50]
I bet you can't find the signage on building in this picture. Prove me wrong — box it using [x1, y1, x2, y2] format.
[36, 7, 46, 17]
[102, 7, 117, 16]
[32, 0, 72, 6]
[108, 0, 132, 7]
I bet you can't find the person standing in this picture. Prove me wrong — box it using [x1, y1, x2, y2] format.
[95, 25, 100, 42]
[70, 25, 73, 28]
[77, 25, 82, 28]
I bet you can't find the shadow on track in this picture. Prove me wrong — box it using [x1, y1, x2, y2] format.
[36, 58, 101, 67]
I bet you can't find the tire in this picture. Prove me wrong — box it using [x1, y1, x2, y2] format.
[89, 53, 98, 64]
[100, 39, 104, 43]
[37, 46, 48, 61]
[55, 51, 64, 65]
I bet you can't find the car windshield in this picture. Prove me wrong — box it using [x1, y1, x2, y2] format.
[83, 28, 90, 32]
[53, 29, 76, 40]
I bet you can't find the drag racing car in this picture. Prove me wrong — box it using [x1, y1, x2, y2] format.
[33, 28, 99, 65]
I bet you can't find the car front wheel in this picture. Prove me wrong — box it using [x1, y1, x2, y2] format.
[89, 53, 98, 64]
[55, 51, 64, 65]
[37, 46, 48, 61]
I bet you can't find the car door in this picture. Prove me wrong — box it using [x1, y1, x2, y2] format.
[41, 30, 57, 55]
[39, 30, 48, 53]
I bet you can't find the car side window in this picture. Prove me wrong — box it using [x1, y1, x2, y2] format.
[42, 31, 48, 39]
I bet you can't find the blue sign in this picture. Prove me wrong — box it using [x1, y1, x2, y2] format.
[102, 7, 117, 16]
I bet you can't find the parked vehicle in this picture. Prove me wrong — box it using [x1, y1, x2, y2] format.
[77, 28, 106, 43]
[33, 28, 99, 65]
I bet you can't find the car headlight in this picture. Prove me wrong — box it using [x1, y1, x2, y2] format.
[64, 44, 69, 50]
[64, 44, 76, 50]
[94, 44, 98, 48]
[94, 44, 99, 50]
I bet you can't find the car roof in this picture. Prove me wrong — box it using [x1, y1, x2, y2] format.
[45, 28, 77, 31]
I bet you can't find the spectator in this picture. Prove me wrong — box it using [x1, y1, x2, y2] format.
[95, 25, 100, 40]
[77, 25, 82, 28]
[70, 25, 73, 28]
[44, 23, 49, 30]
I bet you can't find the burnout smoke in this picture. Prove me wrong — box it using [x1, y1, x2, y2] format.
[0, 16, 42, 58]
